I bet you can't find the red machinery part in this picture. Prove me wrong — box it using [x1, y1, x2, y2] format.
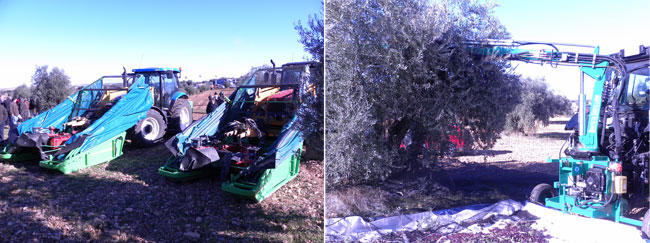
[49, 133, 72, 148]
[268, 89, 294, 101]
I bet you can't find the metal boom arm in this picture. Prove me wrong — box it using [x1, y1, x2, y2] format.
[465, 40, 629, 155]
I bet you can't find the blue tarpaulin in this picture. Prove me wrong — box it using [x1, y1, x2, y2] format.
[17, 76, 153, 158]
[64, 76, 153, 157]
[167, 100, 228, 157]
[166, 84, 304, 170]
[17, 78, 104, 135]
[168, 75, 259, 156]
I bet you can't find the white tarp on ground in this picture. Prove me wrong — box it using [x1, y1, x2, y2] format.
[325, 199, 647, 242]
[326, 200, 523, 242]
[524, 203, 645, 243]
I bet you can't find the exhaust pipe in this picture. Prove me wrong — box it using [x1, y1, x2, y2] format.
[579, 70, 586, 136]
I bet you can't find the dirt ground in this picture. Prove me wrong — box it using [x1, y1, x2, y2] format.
[189, 88, 235, 120]
[0, 89, 324, 242]
[326, 117, 573, 220]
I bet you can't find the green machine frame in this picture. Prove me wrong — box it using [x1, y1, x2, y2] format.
[465, 40, 649, 229]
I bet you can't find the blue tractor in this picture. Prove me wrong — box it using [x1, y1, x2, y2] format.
[127, 68, 193, 146]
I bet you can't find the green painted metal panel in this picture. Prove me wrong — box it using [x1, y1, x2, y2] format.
[39, 132, 126, 174]
[222, 147, 301, 202]
[578, 61, 609, 151]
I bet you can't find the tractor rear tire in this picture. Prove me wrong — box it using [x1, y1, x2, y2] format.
[132, 109, 167, 147]
[642, 210, 650, 238]
[530, 183, 556, 205]
[169, 98, 192, 133]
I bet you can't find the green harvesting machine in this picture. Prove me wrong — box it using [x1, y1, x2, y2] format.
[1, 68, 193, 173]
[159, 61, 321, 202]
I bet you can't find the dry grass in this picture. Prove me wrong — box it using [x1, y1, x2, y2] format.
[189, 88, 235, 120]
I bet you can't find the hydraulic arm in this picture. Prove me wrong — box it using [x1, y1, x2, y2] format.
[465, 40, 629, 156]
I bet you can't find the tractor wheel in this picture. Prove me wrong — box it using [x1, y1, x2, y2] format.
[132, 109, 167, 147]
[643, 210, 650, 238]
[169, 98, 192, 133]
[530, 183, 556, 205]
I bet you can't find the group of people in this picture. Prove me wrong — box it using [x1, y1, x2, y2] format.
[206, 92, 226, 114]
[0, 95, 31, 144]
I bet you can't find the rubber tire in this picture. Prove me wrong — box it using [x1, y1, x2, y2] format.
[530, 183, 557, 205]
[169, 98, 192, 133]
[132, 109, 167, 147]
[643, 209, 650, 238]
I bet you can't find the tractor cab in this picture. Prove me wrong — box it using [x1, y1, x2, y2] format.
[131, 68, 183, 110]
[613, 46, 650, 112]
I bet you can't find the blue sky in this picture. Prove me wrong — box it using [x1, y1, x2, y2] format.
[0, 0, 322, 88]
[494, 0, 650, 98]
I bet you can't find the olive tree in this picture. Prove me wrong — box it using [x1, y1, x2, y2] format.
[295, 9, 325, 160]
[31, 65, 72, 111]
[326, 0, 521, 187]
[505, 77, 572, 134]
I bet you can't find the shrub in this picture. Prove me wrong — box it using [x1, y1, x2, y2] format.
[31, 66, 72, 111]
[505, 77, 572, 134]
[198, 83, 211, 93]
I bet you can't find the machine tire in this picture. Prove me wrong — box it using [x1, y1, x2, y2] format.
[530, 183, 556, 205]
[643, 210, 650, 238]
[169, 98, 192, 133]
[132, 109, 167, 147]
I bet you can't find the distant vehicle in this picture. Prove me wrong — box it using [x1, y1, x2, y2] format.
[212, 78, 236, 88]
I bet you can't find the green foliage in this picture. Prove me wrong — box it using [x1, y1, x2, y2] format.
[295, 10, 324, 63]
[179, 81, 198, 95]
[326, 0, 519, 187]
[236, 65, 271, 87]
[198, 83, 211, 93]
[505, 77, 573, 134]
[12, 84, 32, 100]
[295, 8, 325, 160]
[31, 65, 72, 111]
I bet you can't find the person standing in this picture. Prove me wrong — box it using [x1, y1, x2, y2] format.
[5, 97, 20, 142]
[18, 98, 29, 122]
[206, 94, 217, 114]
[0, 97, 7, 144]
[4, 96, 13, 125]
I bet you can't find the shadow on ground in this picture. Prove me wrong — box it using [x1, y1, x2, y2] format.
[0, 143, 323, 242]
[548, 120, 570, 125]
[326, 161, 557, 219]
[456, 150, 512, 157]
[536, 132, 571, 140]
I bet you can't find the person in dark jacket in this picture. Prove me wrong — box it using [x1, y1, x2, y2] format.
[3, 96, 12, 118]
[18, 98, 29, 122]
[4, 96, 14, 128]
[206, 94, 217, 114]
[0, 99, 7, 143]
[6, 97, 20, 143]
[216, 91, 226, 106]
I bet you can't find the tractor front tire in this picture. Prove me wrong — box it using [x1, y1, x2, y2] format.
[169, 98, 192, 133]
[530, 183, 556, 205]
[132, 109, 167, 147]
